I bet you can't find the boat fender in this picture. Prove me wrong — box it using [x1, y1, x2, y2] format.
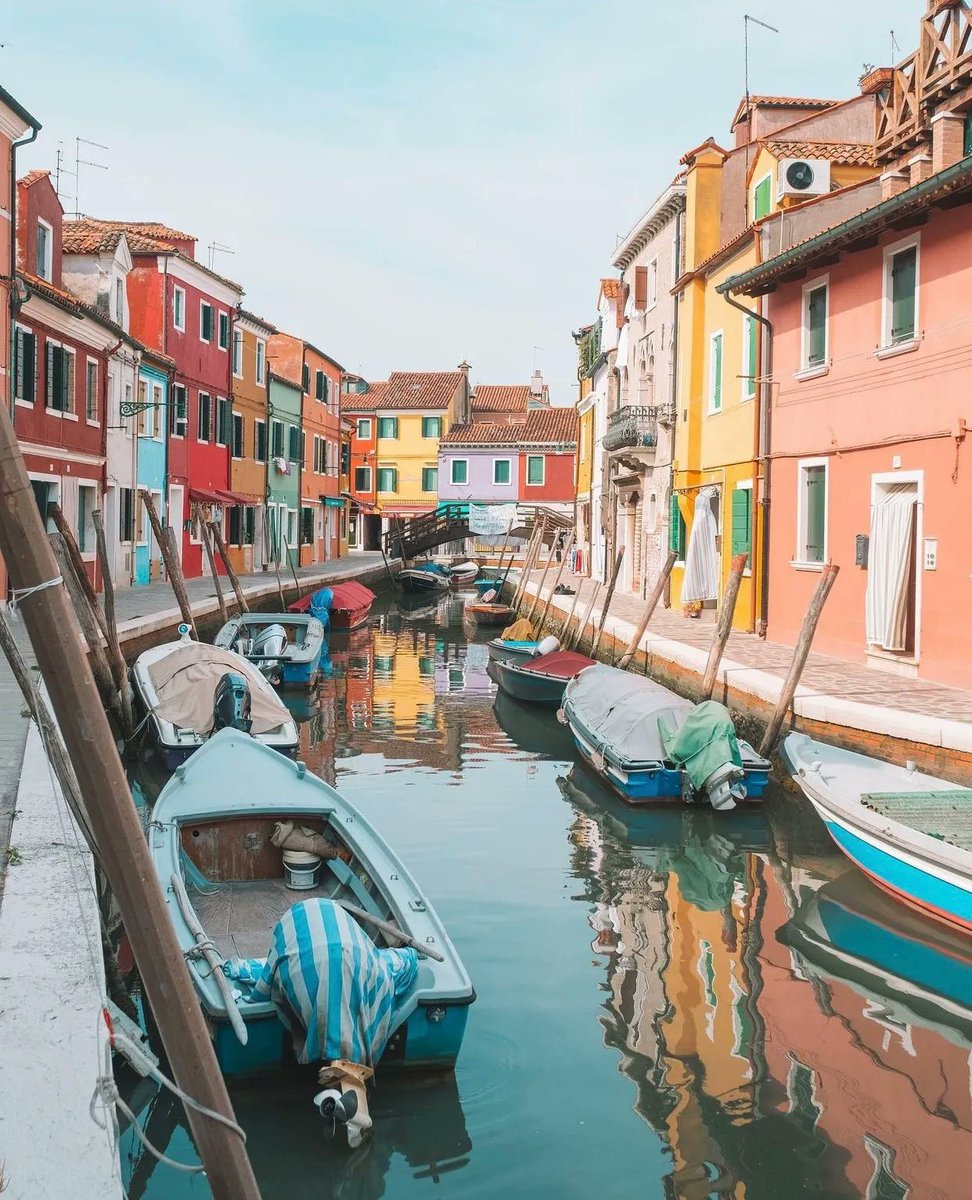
[556, 708, 568, 725]
[534, 635, 561, 657]
[481, 589, 498, 603]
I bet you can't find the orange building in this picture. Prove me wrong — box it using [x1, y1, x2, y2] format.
[228, 308, 274, 573]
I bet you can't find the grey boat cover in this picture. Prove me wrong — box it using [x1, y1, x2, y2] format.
[147, 643, 290, 735]
[564, 665, 695, 764]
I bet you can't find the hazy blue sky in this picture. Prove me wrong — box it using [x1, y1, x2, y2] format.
[7, 1, 919, 402]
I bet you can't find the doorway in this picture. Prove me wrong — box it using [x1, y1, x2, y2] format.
[865, 474, 921, 663]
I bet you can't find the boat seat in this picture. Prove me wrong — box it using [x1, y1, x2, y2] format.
[862, 790, 972, 851]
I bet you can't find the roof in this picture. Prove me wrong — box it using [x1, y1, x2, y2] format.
[341, 381, 388, 413]
[612, 181, 687, 271]
[523, 408, 578, 445]
[62, 222, 126, 254]
[764, 139, 875, 167]
[600, 278, 620, 299]
[440, 422, 520, 447]
[19, 168, 51, 189]
[237, 307, 277, 334]
[20, 270, 84, 312]
[68, 218, 243, 292]
[674, 227, 755, 292]
[730, 94, 840, 130]
[441, 407, 577, 449]
[679, 136, 730, 166]
[0, 84, 41, 133]
[472, 384, 531, 413]
[379, 371, 465, 411]
[720, 156, 972, 298]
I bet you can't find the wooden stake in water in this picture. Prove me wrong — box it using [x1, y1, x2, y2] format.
[557, 573, 585, 643]
[701, 553, 748, 699]
[91, 509, 134, 735]
[209, 521, 249, 615]
[569, 580, 602, 652]
[525, 530, 559, 623]
[536, 529, 575, 632]
[47, 502, 108, 641]
[591, 548, 625, 657]
[49, 532, 119, 716]
[200, 519, 228, 624]
[617, 550, 677, 669]
[139, 491, 197, 636]
[511, 521, 543, 609]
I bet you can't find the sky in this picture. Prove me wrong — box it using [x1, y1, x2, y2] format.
[6, 0, 920, 404]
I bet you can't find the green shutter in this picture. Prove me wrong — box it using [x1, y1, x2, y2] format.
[754, 176, 771, 220]
[51, 345, 64, 411]
[669, 492, 686, 557]
[302, 363, 310, 393]
[731, 488, 752, 567]
[422, 467, 437, 492]
[527, 455, 543, 484]
[746, 316, 758, 398]
[805, 466, 826, 562]
[890, 247, 917, 343]
[807, 286, 827, 365]
[315, 370, 324, 400]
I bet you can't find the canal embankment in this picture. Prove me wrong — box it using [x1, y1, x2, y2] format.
[517, 571, 972, 784]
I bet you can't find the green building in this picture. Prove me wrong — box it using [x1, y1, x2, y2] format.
[266, 371, 303, 566]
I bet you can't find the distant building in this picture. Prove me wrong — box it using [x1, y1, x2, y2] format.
[342, 378, 383, 551]
[229, 309, 275, 574]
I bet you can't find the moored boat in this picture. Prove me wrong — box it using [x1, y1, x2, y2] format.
[148, 729, 475, 1076]
[464, 602, 514, 627]
[131, 627, 299, 767]
[214, 612, 326, 688]
[782, 732, 972, 935]
[487, 638, 541, 665]
[448, 561, 479, 584]
[561, 665, 770, 810]
[399, 564, 451, 594]
[493, 649, 595, 705]
[288, 580, 376, 631]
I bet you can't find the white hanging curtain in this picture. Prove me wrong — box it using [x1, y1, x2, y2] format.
[865, 484, 916, 651]
[681, 487, 720, 604]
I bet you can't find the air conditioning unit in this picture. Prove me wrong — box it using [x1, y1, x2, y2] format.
[777, 158, 831, 201]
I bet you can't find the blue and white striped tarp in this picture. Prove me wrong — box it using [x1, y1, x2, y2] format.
[224, 899, 419, 1066]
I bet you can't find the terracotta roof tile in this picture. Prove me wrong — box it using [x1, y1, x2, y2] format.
[441, 408, 577, 448]
[20, 270, 84, 310]
[341, 381, 388, 413]
[69, 218, 243, 292]
[62, 221, 125, 254]
[472, 384, 531, 413]
[679, 136, 730, 166]
[523, 408, 577, 445]
[767, 139, 874, 166]
[19, 169, 52, 189]
[382, 371, 464, 411]
[600, 278, 620, 299]
[731, 94, 840, 129]
[237, 307, 278, 334]
[440, 422, 520, 447]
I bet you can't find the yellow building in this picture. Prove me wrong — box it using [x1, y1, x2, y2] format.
[574, 361, 595, 574]
[373, 367, 471, 526]
[672, 96, 879, 631]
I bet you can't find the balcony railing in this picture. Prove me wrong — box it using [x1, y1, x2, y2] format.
[603, 406, 657, 454]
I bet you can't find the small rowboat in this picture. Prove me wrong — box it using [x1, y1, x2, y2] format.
[464, 603, 514, 627]
[561, 665, 770, 810]
[449, 561, 479, 584]
[400, 564, 451, 594]
[288, 580, 376, 631]
[472, 578, 504, 594]
[214, 613, 325, 688]
[149, 729, 475, 1076]
[782, 732, 972, 935]
[493, 649, 595, 706]
[487, 638, 540, 665]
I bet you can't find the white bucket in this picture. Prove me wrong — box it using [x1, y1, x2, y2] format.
[282, 849, 322, 890]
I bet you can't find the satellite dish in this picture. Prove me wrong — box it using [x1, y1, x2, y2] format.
[786, 161, 815, 191]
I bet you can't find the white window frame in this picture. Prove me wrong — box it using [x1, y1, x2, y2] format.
[231, 411, 244, 459]
[526, 454, 545, 486]
[793, 456, 829, 570]
[450, 457, 468, 486]
[151, 383, 164, 441]
[270, 418, 284, 459]
[377, 465, 397, 494]
[199, 300, 213, 344]
[84, 357, 100, 425]
[356, 417, 372, 440]
[77, 482, 99, 557]
[61, 345, 78, 420]
[217, 310, 229, 352]
[173, 286, 186, 332]
[114, 277, 125, 325]
[752, 172, 772, 221]
[647, 257, 658, 310]
[255, 338, 266, 384]
[708, 330, 723, 414]
[421, 415, 442, 439]
[254, 418, 267, 462]
[354, 465, 372, 493]
[13, 322, 35, 407]
[232, 328, 243, 378]
[741, 313, 757, 401]
[197, 391, 212, 443]
[869, 469, 924, 663]
[170, 382, 188, 439]
[36, 218, 53, 281]
[493, 457, 513, 486]
[798, 275, 830, 379]
[880, 233, 921, 355]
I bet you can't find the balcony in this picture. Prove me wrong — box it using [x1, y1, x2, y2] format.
[603, 406, 657, 454]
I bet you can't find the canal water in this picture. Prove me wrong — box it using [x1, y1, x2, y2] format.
[122, 587, 972, 1199]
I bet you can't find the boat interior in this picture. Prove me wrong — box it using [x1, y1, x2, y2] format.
[180, 814, 396, 960]
[232, 618, 316, 653]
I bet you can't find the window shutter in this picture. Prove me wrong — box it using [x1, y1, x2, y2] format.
[807, 288, 827, 365]
[712, 336, 723, 409]
[731, 489, 752, 566]
[634, 266, 648, 309]
[891, 247, 917, 342]
[52, 346, 65, 411]
[669, 493, 685, 556]
[315, 370, 324, 400]
[14, 329, 24, 400]
[302, 363, 310, 393]
[27, 332, 37, 402]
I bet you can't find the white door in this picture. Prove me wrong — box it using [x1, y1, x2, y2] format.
[167, 485, 184, 570]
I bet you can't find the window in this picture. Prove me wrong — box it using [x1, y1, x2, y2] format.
[422, 416, 441, 438]
[300, 429, 307, 468]
[797, 459, 828, 565]
[136, 379, 150, 435]
[885, 240, 919, 346]
[218, 311, 230, 351]
[377, 416, 398, 439]
[173, 287, 186, 331]
[232, 329, 243, 377]
[341, 441, 350, 475]
[85, 359, 99, 422]
[450, 458, 468, 485]
[647, 258, 658, 309]
[301, 505, 315, 545]
[669, 493, 686, 559]
[286, 508, 298, 548]
[741, 314, 758, 400]
[356, 418, 372, 440]
[150, 383, 163, 437]
[170, 383, 188, 437]
[965, 112, 972, 158]
[200, 302, 214, 343]
[229, 505, 255, 547]
[802, 280, 828, 371]
[255, 339, 266, 384]
[377, 466, 397, 493]
[77, 484, 97, 553]
[231, 412, 244, 458]
[118, 487, 135, 543]
[315, 369, 327, 402]
[753, 174, 772, 220]
[354, 465, 372, 492]
[271, 420, 284, 458]
[198, 392, 212, 441]
[526, 455, 544, 485]
[302, 362, 310, 393]
[254, 419, 268, 462]
[709, 331, 723, 413]
[287, 425, 301, 463]
[114, 278, 124, 325]
[421, 466, 438, 492]
[13, 326, 37, 404]
[731, 485, 752, 569]
[36, 219, 52, 281]
[494, 458, 512, 485]
[46, 342, 75, 413]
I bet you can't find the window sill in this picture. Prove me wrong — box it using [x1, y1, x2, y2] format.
[789, 560, 825, 572]
[63, 412, 78, 422]
[875, 338, 920, 361]
[15, 398, 33, 408]
[794, 364, 829, 382]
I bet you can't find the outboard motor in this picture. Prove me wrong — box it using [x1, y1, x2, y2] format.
[213, 671, 253, 735]
[251, 623, 288, 681]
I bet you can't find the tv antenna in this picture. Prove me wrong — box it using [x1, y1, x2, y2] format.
[54, 142, 77, 206]
[890, 29, 900, 63]
[207, 240, 235, 270]
[743, 15, 780, 215]
[74, 136, 108, 218]
[533, 345, 545, 370]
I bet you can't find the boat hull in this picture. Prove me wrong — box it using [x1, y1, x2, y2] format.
[400, 570, 449, 594]
[465, 604, 514, 627]
[329, 605, 372, 631]
[487, 639, 539, 665]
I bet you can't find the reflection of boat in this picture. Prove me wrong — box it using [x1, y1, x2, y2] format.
[289, 580, 376, 631]
[783, 732, 972, 934]
[131, 627, 299, 767]
[214, 612, 325, 688]
[493, 650, 595, 705]
[464, 602, 514, 626]
[780, 871, 972, 1043]
[492, 688, 576, 758]
[149, 729, 475, 1076]
[400, 564, 451, 593]
[563, 665, 770, 809]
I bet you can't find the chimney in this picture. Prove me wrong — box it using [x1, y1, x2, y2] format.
[880, 167, 910, 200]
[909, 151, 933, 186]
[529, 369, 548, 408]
[931, 110, 966, 175]
[859, 66, 893, 96]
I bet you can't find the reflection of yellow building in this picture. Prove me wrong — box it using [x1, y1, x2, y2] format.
[370, 630, 441, 736]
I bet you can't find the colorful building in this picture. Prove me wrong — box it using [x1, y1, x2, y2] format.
[229, 309, 274, 575]
[134, 358, 171, 585]
[266, 369, 302, 566]
[471, 374, 549, 426]
[573, 347, 595, 577]
[343, 379, 383, 551]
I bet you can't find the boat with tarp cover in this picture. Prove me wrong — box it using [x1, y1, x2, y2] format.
[288, 580, 376, 631]
[492, 649, 595, 705]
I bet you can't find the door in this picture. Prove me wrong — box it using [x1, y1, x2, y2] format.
[865, 478, 920, 658]
[167, 485, 184, 557]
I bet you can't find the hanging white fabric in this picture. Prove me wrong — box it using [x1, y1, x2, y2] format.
[865, 484, 916, 651]
[681, 487, 720, 604]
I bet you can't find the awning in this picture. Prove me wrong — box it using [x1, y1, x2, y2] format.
[436, 502, 469, 518]
[188, 487, 225, 505]
[219, 489, 262, 506]
[323, 496, 346, 508]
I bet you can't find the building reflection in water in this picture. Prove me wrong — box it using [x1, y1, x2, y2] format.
[559, 764, 972, 1200]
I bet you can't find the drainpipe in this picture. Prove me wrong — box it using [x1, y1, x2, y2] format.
[665, 209, 682, 608]
[722, 289, 773, 637]
[7, 118, 40, 419]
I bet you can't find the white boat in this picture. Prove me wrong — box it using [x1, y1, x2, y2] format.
[131, 625, 299, 768]
[448, 561, 479, 584]
[213, 612, 326, 688]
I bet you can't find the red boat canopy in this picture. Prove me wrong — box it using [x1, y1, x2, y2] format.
[522, 650, 596, 679]
[288, 579, 376, 614]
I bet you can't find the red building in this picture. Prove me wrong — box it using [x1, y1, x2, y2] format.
[516, 408, 578, 510]
[343, 379, 384, 550]
[67, 218, 243, 577]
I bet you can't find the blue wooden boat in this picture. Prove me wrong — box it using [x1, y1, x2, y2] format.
[486, 634, 560, 666]
[472, 577, 504, 594]
[149, 729, 475, 1076]
[493, 649, 595, 706]
[399, 563, 451, 594]
[782, 732, 972, 936]
[214, 612, 326, 688]
[561, 665, 770, 810]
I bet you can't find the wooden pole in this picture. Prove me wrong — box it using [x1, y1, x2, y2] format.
[535, 529, 575, 632]
[49, 533, 120, 715]
[568, 580, 602, 652]
[282, 535, 302, 600]
[493, 521, 513, 580]
[557, 570, 586, 643]
[591, 547, 625, 657]
[510, 522, 542, 609]
[47, 502, 109, 642]
[759, 563, 840, 756]
[139, 491, 196, 636]
[700, 553, 749, 699]
[209, 521, 249, 614]
[200, 519, 228, 624]
[524, 529, 559, 622]
[91, 510, 134, 736]
[270, 532, 287, 611]
[0, 403, 261, 1198]
[617, 550, 677, 669]
[379, 541, 395, 587]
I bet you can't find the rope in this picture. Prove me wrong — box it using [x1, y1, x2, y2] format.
[8, 574, 63, 615]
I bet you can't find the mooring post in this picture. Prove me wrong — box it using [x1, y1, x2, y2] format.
[47, 502, 109, 642]
[91, 510, 134, 735]
[591, 547, 625, 657]
[700, 553, 749, 699]
[569, 580, 602, 652]
[282, 535, 302, 601]
[209, 521, 249, 614]
[49, 532, 120, 717]
[512, 520, 545, 610]
[759, 563, 840, 756]
[536, 529, 575, 633]
[525, 528, 559, 623]
[200, 519, 228, 624]
[557, 570, 586, 643]
[139, 491, 196, 636]
[617, 550, 677, 669]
